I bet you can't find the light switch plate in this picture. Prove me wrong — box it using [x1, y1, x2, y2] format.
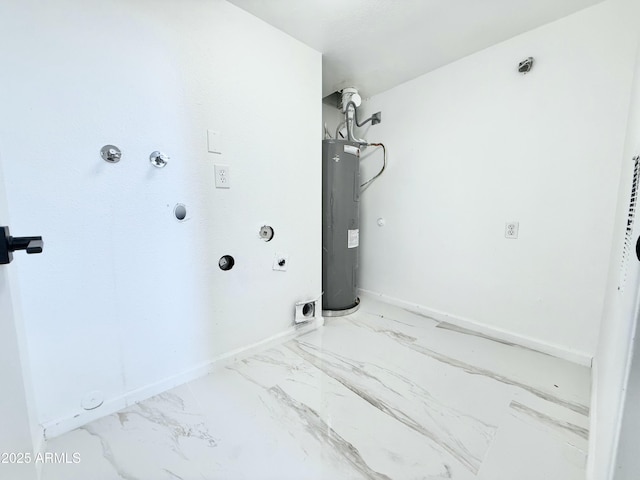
[207, 130, 221, 154]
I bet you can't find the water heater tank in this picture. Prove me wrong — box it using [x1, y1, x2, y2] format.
[322, 139, 361, 315]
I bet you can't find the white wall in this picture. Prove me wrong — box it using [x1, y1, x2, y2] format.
[0, 0, 321, 436]
[591, 2, 640, 476]
[612, 308, 640, 479]
[0, 157, 38, 479]
[347, 0, 638, 361]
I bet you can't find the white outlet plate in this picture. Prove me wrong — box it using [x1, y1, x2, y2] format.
[505, 221, 519, 239]
[273, 253, 289, 271]
[214, 164, 230, 188]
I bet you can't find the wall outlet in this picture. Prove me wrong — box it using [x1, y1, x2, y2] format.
[273, 253, 289, 271]
[505, 221, 519, 239]
[214, 164, 230, 188]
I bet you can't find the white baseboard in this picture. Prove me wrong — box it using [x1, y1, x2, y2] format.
[358, 289, 593, 367]
[586, 358, 598, 480]
[42, 317, 324, 440]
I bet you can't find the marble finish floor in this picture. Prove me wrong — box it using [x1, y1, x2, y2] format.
[42, 297, 591, 480]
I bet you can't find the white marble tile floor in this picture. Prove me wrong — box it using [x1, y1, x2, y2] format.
[41, 296, 591, 480]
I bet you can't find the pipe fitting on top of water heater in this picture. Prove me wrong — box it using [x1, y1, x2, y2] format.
[341, 87, 362, 112]
[341, 88, 367, 145]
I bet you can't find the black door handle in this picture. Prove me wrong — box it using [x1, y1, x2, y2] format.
[0, 226, 44, 264]
[9, 236, 43, 254]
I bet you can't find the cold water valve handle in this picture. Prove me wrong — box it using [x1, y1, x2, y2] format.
[0, 226, 44, 265]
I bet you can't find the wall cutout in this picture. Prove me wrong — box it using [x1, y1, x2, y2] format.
[518, 57, 535, 74]
[219, 255, 235, 271]
[294, 298, 318, 324]
[174, 204, 187, 221]
[273, 253, 289, 271]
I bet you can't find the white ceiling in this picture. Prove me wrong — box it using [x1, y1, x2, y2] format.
[228, 0, 603, 98]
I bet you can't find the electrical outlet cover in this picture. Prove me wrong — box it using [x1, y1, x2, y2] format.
[505, 221, 519, 239]
[214, 164, 230, 188]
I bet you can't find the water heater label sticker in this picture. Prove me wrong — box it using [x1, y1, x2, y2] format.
[344, 145, 360, 157]
[348, 229, 359, 248]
